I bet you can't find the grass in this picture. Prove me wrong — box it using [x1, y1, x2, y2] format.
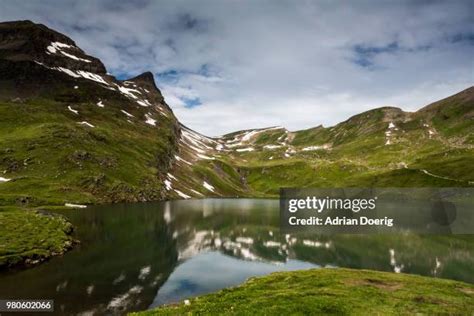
[1, 81, 472, 205]
[0, 77, 179, 206]
[132, 268, 474, 315]
[0, 206, 75, 268]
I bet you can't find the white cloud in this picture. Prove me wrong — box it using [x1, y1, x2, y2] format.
[1, 0, 472, 136]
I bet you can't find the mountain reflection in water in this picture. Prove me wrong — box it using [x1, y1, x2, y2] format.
[0, 199, 472, 315]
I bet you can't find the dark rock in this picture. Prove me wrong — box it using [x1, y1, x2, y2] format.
[7, 159, 19, 172]
[16, 196, 32, 205]
[0, 20, 106, 74]
[71, 150, 91, 161]
[125, 71, 173, 112]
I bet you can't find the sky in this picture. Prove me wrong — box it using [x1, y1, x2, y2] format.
[1, 0, 473, 136]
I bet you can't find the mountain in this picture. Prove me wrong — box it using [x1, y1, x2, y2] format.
[0, 20, 180, 205]
[0, 20, 473, 207]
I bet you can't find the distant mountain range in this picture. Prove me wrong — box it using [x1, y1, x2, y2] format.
[0, 20, 473, 206]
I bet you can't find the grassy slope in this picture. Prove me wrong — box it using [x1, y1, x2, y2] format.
[0, 207, 74, 268]
[218, 89, 474, 195]
[133, 268, 474, 315]
[0, 71, 179, 206]
[162, 87, 473, 200]
[1, 81, 472, 203]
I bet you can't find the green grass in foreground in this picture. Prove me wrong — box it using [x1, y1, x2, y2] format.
[0, 207, 74, 268]
[133, 268, 474, 315]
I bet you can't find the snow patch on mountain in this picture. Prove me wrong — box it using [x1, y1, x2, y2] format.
[302, 144, 330, 151]
[236, 147, 254, 152]
[190, 189, 203, 196]
[121, 110, 134, 118]
[46, 41, 73, 52]
[424, 124, 437, 139]
[174, 189, 190, 199]
[117, 85, 141, 99]
[241, 130, 260, 142]
[136, 99, 151, 107]
[182, 128, 216, 149]
[385, 122, 397, 146]
[46, 41, 92, 63]
[60, 51, 92, 63]
[76, 70, 108, 85]
[225, 127, 285, 147]
[78, 121, 94, 128]
[138, 266, 151, 280]
[145, 113, 156, 126]
[34, 61, 111, 86]
[68, 106, 78, 114]
[175, 155, 192, 165]
[203, 181, 215, 192]
[56, 66, 80, 78]
[179, 126, 221, 161]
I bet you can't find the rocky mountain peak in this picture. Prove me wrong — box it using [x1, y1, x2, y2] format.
[0, 20, 106, 74]
[130, 71, 155, 83]
[127, 71, 159, 91]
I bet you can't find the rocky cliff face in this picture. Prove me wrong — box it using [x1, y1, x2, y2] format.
[0, 20, 105, 73]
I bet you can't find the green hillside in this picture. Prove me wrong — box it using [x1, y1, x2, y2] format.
[167, 88, 474, 198]
[0, 68, 180, 206]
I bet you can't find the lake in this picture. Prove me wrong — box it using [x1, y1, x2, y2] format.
[0, 199, 473, 315]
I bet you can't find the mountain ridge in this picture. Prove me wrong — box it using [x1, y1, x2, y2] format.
[0, 20, 472, 206]
[0, 20, 106, 74]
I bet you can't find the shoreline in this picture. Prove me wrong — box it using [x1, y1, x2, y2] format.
[133, 268, 474, 315]
[0, 207, 78, 270]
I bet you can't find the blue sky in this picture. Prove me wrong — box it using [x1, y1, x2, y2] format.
[1, 0, 473, 135]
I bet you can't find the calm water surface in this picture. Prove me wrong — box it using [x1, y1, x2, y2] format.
[0, 199, 473, 315]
